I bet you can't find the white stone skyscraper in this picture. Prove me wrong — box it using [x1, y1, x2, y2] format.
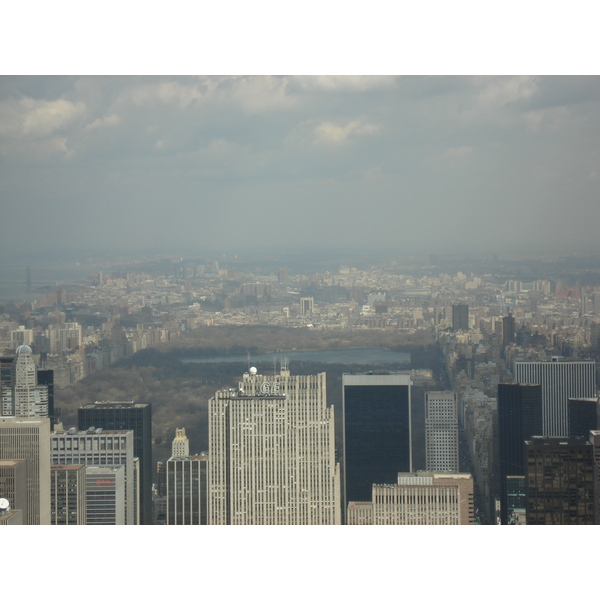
[1, 345, 49, 418]
[208, 365, 341, 525]
[425, 391, 459, 472]
[0, 417, 51, 525]
[172, 428, 190, 457]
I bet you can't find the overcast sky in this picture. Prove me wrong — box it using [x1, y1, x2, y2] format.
[1, 75, 599, 260]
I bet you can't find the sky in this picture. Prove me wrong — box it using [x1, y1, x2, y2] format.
[1, 75, 599, 261]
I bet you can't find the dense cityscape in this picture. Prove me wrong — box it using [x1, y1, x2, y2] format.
[1, 250, 599, 525]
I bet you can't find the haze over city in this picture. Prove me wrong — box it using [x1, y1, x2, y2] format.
[2, 75, 599, 261]
[2, 9, 599, 600]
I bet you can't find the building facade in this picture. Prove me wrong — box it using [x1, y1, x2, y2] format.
[85, 466, 126, 525]
[51, 427, 135, 524]
[50, 464, 87, 525]
[425, 391, 459, 473]
[497, 383, 543, 524]
[166, 455, 208, 525]
[525, 436, 595, 525]
[78, 400, 151, 524]
[0, 458, 28, 524]
[2, 345, 49, 419]
[171, 428, 190, 457]
[514, 359, 596, 436]
[0, 417, 51, 524]
[452, 304, 469, 331]
[347, 472, 475, 525]
[209, 367, 340, 525]
[568, 397, 599, 438]
[342, 373, 412, 517]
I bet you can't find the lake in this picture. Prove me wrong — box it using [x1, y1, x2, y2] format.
[181, 347, 410, 366]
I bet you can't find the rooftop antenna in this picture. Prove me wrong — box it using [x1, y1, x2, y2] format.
[247, 351, 250, 370]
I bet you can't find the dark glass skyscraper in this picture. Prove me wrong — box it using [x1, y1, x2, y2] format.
[502, 312, 515, 356]
[497, 383, 543, 525]
[452, 304, 469, 331]
[568, 397, 599, 437]
[78, 400, 152, 524]
[525, 436, 595, 525]
[342, 373, 412, 521]
[37, 369, 54, 429]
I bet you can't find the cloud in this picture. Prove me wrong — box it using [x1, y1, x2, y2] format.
[114, 76, 295, 114]
[313, 119, 379, 145]
[477, 76, 539, 108]
[0, 96, 85, 138]
[84, 113, 121, 131]
[523, 105, 570, 131]
[292, 75, 398, 93]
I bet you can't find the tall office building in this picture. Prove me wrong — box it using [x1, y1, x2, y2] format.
[50, 464, 87, 525]
[85, 465, 126, 525]
[347, 472, 475, 525]
[343, 373, 412, 518]
[171, 428, 189, 457]
[502, 312, 515, 355]
[525, 436, 594, 525]
[0, 458, 28, 524]
[425, 391, 459, 473]
[568, 397, 599, 438]
[37, 369, 55, 428]
[51, 427, 136, 524]
[497, 383, 543, 524]
[166, 455, 208, 525]
[78, 400, 152, 524]
[452, 304, 469, 331]
[300, 297, 314, 315]
[590, 430, 600, 525]
[0, 357, 12, 416]
[514, 359, 596, 436]
[0, 417, 51, 524]
[209, 367, 340, 525]
[591, 322, 600, 350]
[1, 345, 49, 418]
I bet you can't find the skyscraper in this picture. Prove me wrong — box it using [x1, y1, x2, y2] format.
[166, 454, 208, 525]
[51, 427, 136, 524]
[425, 391, 459, 473]
[568, 397, 599, 438]
[2, 345, 49, 419]
[85, 466, 126, 525]
[589, 430, 600, 525]
[0, 417, 51, 524]
[514, 359, 596, 436]
[452, 304, 469, 331]
[497, 383, 543, 524]
[342, 373, 412, 518]
[0, 458, 27, 524]
[502, 312, 515, 355]
[78, 400, 152, 524]
[171, 428, 189, 457]
[208, 367, 340, 525]
[50, 464, 87, 525]
[525, 436, 594, 525]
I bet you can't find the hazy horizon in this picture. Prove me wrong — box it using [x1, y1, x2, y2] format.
[1, 76, 599, 261]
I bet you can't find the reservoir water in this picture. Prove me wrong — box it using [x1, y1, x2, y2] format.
[182, 347, 410, 366]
